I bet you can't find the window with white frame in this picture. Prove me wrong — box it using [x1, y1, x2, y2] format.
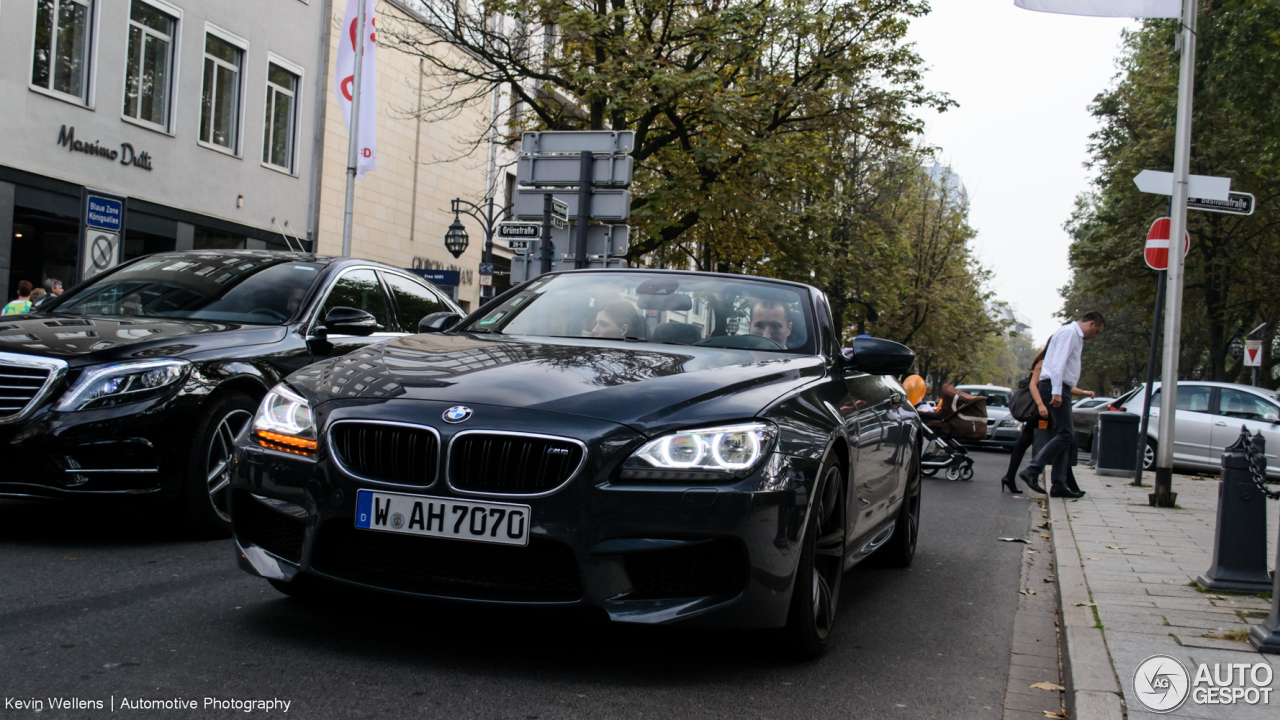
[262, 62, 300, 172]
[123, 0, 177, 129]
[200, 32, 244, 152]
[31, 0, 94, 102]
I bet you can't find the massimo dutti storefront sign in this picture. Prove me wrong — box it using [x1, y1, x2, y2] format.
[56, 125, 154, 171]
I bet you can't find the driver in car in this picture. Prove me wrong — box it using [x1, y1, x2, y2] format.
[749, 299, 792, 347]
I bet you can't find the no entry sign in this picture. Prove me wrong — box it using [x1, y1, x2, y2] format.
[1144, 217, 1189, 271]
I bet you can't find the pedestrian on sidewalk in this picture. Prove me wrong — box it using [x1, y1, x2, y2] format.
[2, 280, 33, 315]
[1017, 311, 1106, 498]
[1002, 342, 1098, 494]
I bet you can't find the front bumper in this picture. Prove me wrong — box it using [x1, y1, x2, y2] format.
[0, 392, 200, 500]
[232, 400, 821, 628]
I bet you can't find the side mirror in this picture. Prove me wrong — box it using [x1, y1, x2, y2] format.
[418, 312, 463, 333]
[1265, 413, 1279, 423]
[321, 307, 378, 336]
[843, 336, 915, 376]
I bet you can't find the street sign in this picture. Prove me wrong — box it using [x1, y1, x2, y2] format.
[82, 230, 120, 281]
[1144, 217, 1190, 271]
[508, 240, 529, 250]
[478, 262, 494, 287]
[514, 189, 631, 222]
[520, 131, 634, 155]
[1244, 340, 1263, 368]
[551, 198, 569, 228]
[510, 253, 624, 283]
[508, 225, 630, 260]
[85, 195, 123, 231]
[496, 221, 541, 239]
[1133, 170, 1231, 202]
[517, 154, 634, 188]
[1188, 191, 1255, 216]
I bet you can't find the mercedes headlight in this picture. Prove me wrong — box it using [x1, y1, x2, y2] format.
[56, 359, 190, 411]
[251, 384, 317, 456]
[621, 422, 778, 481]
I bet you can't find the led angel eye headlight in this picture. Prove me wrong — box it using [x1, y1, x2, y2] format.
[251, 384, 317, 456]
[623, 422, 777, 480]
[55, 359, 191, 411]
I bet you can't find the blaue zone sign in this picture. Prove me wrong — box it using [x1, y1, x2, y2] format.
[85, 195, 122, 231]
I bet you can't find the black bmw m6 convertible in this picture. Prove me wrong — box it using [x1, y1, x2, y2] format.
[231, 270, 922, 657]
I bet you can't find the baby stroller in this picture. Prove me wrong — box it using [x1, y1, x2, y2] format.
[917, 384, 988, 481]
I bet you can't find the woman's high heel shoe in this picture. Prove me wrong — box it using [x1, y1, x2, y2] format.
[1001, 476, 1019, 493]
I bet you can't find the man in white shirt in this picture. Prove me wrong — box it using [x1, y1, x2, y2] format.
[1018, 311, 1106, 496]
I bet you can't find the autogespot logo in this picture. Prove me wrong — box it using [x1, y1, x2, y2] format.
[442, 406, 473, 424]
[1134, 655, 1191, 713]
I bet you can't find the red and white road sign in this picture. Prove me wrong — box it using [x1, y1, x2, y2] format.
[1144, 217, 1190, 271]
[1245, 339, 1263, 367]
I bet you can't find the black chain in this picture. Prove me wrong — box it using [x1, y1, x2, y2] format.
[1245, 439, 1280, 500]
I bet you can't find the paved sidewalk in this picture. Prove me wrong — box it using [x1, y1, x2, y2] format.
[1050, 467, 1279, 720]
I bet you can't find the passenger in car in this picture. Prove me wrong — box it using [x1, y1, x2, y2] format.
[592, 301, 644, 339]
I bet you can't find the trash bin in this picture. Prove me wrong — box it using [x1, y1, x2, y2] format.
[1096, 411, 1139, 478]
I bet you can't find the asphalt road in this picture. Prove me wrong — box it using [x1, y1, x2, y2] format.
[1, 448, 1037, 720]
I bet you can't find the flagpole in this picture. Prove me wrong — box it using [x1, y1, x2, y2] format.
[340, 0, 368, 257]
[1151, 0, 1197, 507]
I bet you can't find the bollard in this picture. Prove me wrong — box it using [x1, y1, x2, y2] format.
[1249, 515, 1280, 653]
[1196, 428, 1274, 593]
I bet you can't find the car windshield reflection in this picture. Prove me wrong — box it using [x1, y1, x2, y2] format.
[463, 272, 818, 355]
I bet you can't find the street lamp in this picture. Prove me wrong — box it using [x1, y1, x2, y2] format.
[448, 196, 513, 299]
[444, 216, 469, 258]
[1229, 335, 1244, 360]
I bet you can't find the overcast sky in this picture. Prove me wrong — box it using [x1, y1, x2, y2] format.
[906, 2, 1138, 344]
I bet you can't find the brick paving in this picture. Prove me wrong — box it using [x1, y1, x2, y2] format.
[1050, 466, 1279, 719]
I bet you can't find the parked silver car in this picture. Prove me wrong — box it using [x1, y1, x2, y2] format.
[955, 384, 1020, 448]
[1118, 381, 1280, 478]
[1071, 397, 1117, 452]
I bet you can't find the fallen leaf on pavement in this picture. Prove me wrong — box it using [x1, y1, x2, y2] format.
[998, 537, 1029, 543]
[1106, 545, 1126, 550]
[1019, 589, 1037, 595]
[1040, 533, 1051, 540]
[1045, 711, 1068, 719]
[1030, 682, 1065, 692]
[1074, 602, 1096, 607]
[1087, 557, 1100, 560]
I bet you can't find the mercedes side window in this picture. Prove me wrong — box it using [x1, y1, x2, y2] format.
[320, 269, 391, 333]
[382, 273, 449, 333]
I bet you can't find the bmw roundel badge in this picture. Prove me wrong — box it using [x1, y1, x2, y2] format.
[442, 406, 473, 424]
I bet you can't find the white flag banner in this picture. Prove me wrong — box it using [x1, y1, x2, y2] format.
[334, 0, 378, 178]
[1014, 0, 1181, 17]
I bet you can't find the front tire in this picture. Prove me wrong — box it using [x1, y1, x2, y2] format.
[1143, 437, 1156, 471]
[178, 392, 257, 537]
[780, 462, 846, 660]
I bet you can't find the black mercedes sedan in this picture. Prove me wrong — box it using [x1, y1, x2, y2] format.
[231, 269, 921, 656]
[0, 250, 461, 535]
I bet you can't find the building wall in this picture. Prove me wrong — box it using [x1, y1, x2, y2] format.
[314, 0, 494, 309]
[0, 0, 328, 238]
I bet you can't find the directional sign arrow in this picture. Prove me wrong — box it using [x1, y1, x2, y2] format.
[1133, 170, 1231, 202]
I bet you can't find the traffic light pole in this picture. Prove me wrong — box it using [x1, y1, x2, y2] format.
[1152, 0, 1199, 508]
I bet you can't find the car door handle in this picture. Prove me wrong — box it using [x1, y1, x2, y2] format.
[1215, 422, 1227, 427]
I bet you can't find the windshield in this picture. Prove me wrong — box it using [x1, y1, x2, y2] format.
[465, 272, 817, 354]
[962, 388, 1011, 407]
[55, 255, 323, 325]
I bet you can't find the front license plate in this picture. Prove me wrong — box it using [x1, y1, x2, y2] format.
[354, 490, 530, 547]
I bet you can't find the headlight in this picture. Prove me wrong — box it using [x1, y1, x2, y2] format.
[621, 422, 778, 481]
[55, 359, 190, 411]
[251, 384, 317, 456]
[998, 417, 1019, 428]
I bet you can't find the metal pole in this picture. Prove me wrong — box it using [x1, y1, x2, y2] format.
[482, 196, 495, 299]
[540, 194, 554, 275]
[1132, 269, 1166, 487]
[575, 151, 592, 269]
[1152, 0, 1198, 508]
[341, 0, 368, 257]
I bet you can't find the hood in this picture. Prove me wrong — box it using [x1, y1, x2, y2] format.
[0, 313, 286, 363]
[986, 405, 1010, 420]
[291, 333, 827, 434]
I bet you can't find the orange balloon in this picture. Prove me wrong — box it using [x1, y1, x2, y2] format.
[903, 375, 926, 406]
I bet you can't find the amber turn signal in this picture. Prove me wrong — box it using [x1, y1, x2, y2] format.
[252, 429, 318, 456]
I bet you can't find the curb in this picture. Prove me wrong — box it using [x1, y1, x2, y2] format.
[1048, 495, 1126, 720]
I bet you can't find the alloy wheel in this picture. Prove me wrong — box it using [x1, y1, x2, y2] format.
[1143, 441, 1155, 470]
[206, 409, 253, 522]
[810, 465, 845, 639]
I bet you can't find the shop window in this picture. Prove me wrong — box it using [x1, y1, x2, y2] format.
[8, 206, 79, 302]
[123, 0, 177, 130]
[31, 0, 94, 103]
[194, 226, 244, 250]
[263, 61, 300, 172]
[200, 31, 244, 153]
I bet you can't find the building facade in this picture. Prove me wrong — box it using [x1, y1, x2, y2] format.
[0, 0, 331, 298]
[312, 0, 509, 312]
